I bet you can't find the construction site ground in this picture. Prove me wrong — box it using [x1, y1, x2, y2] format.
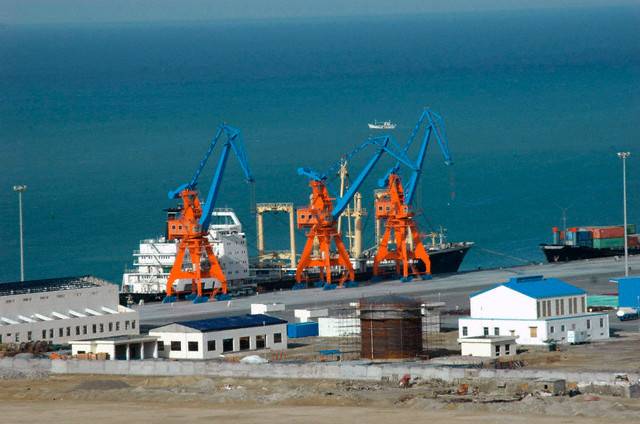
[261, 329, 640, 374]
[1, 371, 639, 424]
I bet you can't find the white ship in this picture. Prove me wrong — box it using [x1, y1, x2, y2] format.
[121, 209, 253, 296]
[368, 120, 397, 130]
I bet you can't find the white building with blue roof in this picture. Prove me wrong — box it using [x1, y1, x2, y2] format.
[458, 275, 609, 345]
[149, 314, 288, 360]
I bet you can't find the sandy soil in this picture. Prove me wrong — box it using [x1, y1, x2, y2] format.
[1, 374, 638, 423]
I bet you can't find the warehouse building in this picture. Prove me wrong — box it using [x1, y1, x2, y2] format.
[149, 314, 287, 360]
[458, 275, 609, 345]
[0, 276, 139, 345]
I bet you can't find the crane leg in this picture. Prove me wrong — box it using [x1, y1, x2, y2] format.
[334, 233, 355, 285]
[296, 230, 316, 283]
[373, 225, 392, 277]
[163, 241, 188, 302]
[411, 223, 432, 278]
[320, 234, 332, 285]
[204, 243, 228, 299]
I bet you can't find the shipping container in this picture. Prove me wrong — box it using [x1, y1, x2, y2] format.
[617, 277, 640, 309]
[287, 322, 319, 338]
[576, 231, 593, 241]
[592, 227, 625, 239]
[628, 235, 640, 247]
[592, 237, 625, 249]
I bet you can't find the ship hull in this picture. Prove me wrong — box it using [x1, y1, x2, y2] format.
[120, 243, 473, 304]
[540, 243, 640, 263]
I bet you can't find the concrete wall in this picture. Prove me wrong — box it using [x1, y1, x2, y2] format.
[459, 340, 516, 358]
[1, 357, 638, 390]
[471, 286, 536, 319]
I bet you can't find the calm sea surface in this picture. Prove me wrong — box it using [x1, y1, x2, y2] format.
[1, 6, 639, 283]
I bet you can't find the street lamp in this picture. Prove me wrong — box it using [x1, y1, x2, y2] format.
[13, 184, 27, 282]
[617, 152, 631, 277]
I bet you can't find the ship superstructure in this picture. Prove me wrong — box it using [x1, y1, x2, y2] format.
[121, 209, 251, 295]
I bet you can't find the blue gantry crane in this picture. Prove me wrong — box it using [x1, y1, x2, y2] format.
[295, 135, 413, 287]
[373, 108, 453, 281]
[163, 123, 254, 303]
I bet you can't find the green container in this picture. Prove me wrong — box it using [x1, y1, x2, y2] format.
[593, 237, 625, 249]
[627, 224, 637, 234]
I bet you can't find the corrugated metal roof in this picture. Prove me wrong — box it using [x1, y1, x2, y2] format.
[470, 275, 585, 299]
[176, 314, 287, 333]
[0, 275, 102, 297]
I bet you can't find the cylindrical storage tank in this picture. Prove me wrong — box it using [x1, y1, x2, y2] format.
[360, 295, 423, 360]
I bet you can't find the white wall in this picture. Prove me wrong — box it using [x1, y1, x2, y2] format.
[151, 323, 287, 360]
[459, 313, 610, 345]
[471, 286, 536, 319]
[318, 318, 360, 337]
[459, 340, 516, 358]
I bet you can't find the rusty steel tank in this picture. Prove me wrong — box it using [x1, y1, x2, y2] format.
[360, 295, 423, 360]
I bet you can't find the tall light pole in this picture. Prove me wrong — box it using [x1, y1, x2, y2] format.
[617, 152, 631, 277]
[13, 184, 27, 282]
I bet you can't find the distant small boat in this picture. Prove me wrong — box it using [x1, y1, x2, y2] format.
[368, 120, 396, 130]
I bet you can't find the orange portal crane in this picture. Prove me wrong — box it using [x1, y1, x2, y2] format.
[296, 135, 409, 288]
[373, 109, 452, 282]
[163, 124, 254, 303]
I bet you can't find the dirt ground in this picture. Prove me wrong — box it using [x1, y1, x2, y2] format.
[1, 373, 639, 423]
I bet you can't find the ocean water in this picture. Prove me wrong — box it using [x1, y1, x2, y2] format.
[1, 6, 639, 283]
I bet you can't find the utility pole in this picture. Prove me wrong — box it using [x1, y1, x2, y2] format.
[13, 185, 27, 282]
[617, 152, 631, 277]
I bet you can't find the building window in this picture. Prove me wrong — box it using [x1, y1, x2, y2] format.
[274, 333, 282, 343]
[529, 327, 538, 338]
[132, 320, 136, 329]
[15, 333, 20, 342]
[27, 331, 32, 341]
[561, 299, 565, 315]
[573, 298, 578, 314]
[158, 342, 164, 351]
[495, 345, 500, 356]
[568, 299, 573, 314]
[108, 323, 113, 332]
[537, 301, 541, 317]
[49, 329, 54, 338]
[223, 338, 234, 352]
[547, 300, 552, 316]
[483, 327, 489, 336]
[125, 321, 130, 330]
[599, 318, 604, 328]
[115, 322, 120, 331]
[505, 344, 511, 355]
[42, 330, 47, 339]
[256, 335, 266, 349]
[100, 324, 104, 333]
[170, 341, 182, 351]
[571, 323, 576, 330]
[207, 340, 216, 351]
[188, 341, 198, 352]
[561, 325, 565, 332]
[550, 326, 555, 333]
[76, 326, 80, 335]
[66, 327, 71, 337]
[92, 324, 97, 333]
[83, 325, 87, 335]
[555, 299, 560, 315]
[462, 326, 468, 337]
[239, 336, 250, 351]
[494, 327, 500, 336]
[581, 297, 586, 313]
[586, 319, 591, 329]
[59, 328, 63, 337]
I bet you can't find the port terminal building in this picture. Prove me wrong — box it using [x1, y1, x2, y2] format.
[458, 275, 610, 345]
[0, 276, 139, 345]
[149, 314, 287, 360]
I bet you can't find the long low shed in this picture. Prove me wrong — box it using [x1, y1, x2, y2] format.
[149, 314, 288, 360]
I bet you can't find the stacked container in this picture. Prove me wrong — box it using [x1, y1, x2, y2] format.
[558, 225, 637, 249]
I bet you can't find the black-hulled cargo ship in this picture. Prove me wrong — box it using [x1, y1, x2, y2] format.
[541, 224, 639, 263]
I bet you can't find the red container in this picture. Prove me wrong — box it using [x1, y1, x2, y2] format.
[592, 226, 625, 239]
[628, 235, 640, 247]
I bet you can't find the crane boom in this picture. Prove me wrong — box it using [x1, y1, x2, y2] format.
[168, 124, 254, 230]
[402, 109, 452, 205]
